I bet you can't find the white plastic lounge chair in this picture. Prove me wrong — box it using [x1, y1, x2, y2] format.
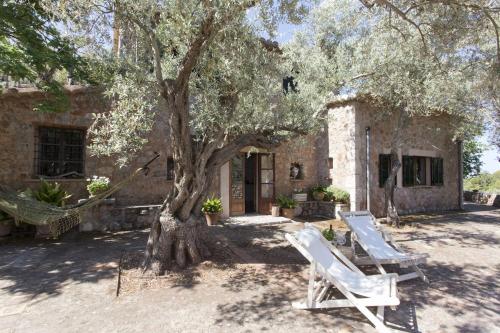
[339, 211, 429, 283]
[286, 224, 399, 333]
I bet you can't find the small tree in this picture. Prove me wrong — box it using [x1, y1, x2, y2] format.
[301, 0, 497, 226]
[463, 140, 485, 178]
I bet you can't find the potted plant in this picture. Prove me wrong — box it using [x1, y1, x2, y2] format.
[22, 180, 72, 237]
[201, 197, 223, 226]
[311, 185, 326, 201]
[86, 176, 111, 197]
[276, 195, 297, 219]
[327, 186, 350, 217]
[0, 211, 14, 237]
[292, 188, 308, 202]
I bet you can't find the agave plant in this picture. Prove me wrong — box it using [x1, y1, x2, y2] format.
[25, 179, 72, 207]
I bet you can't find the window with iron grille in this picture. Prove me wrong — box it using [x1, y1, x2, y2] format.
[166, 157, 175, 181]
[431, 157, 444, 185]
[35, 127, 85, 178]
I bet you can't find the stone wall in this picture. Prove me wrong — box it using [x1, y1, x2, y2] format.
[298, 201, 336, 218]
[0, 86, 174, 214]
[273, 135, 325, 197]
[326, 105, 359, 210]
[328, 100, 461, 217]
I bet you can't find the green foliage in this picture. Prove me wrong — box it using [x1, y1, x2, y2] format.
[201, 197, 223, 214]
[463, 140, 485, 178]
[0, 0, 90, 112]
[311, 185, 327, 193]
[86, 176, 111, 196]
[322, 226, 335, 241]
[464, 171, 500, 193]
[326, 186, 350, 204]
[23, 180, 72, 207]
[276, 195, 297, 209]
[300, 0, 496, 139]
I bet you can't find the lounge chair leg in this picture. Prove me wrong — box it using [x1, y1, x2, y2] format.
[412, 265, 429, 283]
[376, 306, 385, 322]
[307, 261, 317, 308]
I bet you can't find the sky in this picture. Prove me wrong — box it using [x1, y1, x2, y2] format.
[274, 20, 499, 174]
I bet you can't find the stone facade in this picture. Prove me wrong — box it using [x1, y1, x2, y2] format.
[0, 87, 174, 231]
[1, 87, 461, 228]
[327, 99, 461, 217]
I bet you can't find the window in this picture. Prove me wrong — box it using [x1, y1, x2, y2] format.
[290, 162, 303, 180]
[403, 156, 427, 186]
[379, 154, 392, 187]
[166, 157, 175, 181]
[431, 158, 444, 185]
[36, 126, 85, 178]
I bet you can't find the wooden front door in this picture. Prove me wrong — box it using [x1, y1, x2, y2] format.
[230, 154, 245, 215]
[258, 153, 275, 214]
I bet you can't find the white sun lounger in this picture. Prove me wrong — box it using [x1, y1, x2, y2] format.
[286, 224, 399, 333]
[339, 211, 429, 283]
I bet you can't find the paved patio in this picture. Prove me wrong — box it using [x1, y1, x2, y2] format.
[224, 214, 291, 227]
[0, 204, 498, 333]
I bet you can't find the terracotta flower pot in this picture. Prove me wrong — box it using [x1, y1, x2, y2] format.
[313, 191, 325, 201]
[205, 213, 221, 226]
[281, 208, 296, 219]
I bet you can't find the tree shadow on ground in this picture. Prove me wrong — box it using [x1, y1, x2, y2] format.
[214, 224, 425, 332]
[0, 230, 147, 301]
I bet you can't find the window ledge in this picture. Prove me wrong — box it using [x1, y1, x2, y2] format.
[26, 178, 86, 183]
[402, 185, 442, 189]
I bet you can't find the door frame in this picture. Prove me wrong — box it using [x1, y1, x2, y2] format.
[257, 153, 275, 215]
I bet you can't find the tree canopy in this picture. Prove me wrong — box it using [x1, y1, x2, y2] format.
[0, 0, 93, 111]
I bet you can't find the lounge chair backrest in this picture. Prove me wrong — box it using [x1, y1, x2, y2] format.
[294, 226, 361, 284]
[342, 213, 406, 260]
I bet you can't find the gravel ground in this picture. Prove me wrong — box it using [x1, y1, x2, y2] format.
[0, 204, 498, 333]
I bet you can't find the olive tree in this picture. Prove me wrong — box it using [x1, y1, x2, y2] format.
[298, 0, 498, 226]
[51, 0, 332, 274]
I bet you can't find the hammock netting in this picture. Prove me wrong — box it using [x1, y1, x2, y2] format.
[0, 168, 145, 238]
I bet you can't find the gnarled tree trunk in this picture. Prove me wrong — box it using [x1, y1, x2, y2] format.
[384, 107, 408, 228]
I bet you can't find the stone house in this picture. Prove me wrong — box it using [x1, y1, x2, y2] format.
[0, 87, 462, 230]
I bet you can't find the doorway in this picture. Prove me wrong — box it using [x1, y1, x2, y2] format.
[244, 154, 257, 213]
[229, 153, 275, 216]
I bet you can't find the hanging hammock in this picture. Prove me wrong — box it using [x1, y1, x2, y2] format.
[0, 154, 160, 238]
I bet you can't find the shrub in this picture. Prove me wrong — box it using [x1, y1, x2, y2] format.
[310, 185, 326, 193]
[23, 179, 72, 207]
[276, 195, 297, 209]
[322, 226, 335, 241]
[327, 186, 350, 204]
[464, 171, 500, 193]
[201, 197, 223, 214]
[86, 176, 111, 196]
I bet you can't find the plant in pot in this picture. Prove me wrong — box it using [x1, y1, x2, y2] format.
[327, 186, 350, 217]
[86, 176, 111, 197]
[0, 211, 14, 237]
[292, 188, 308, 202]
[22, 180, 72, 237]
[276, 195, 297, 219]
[311, 185, 326, 201]
[201, 197, 223, 226]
